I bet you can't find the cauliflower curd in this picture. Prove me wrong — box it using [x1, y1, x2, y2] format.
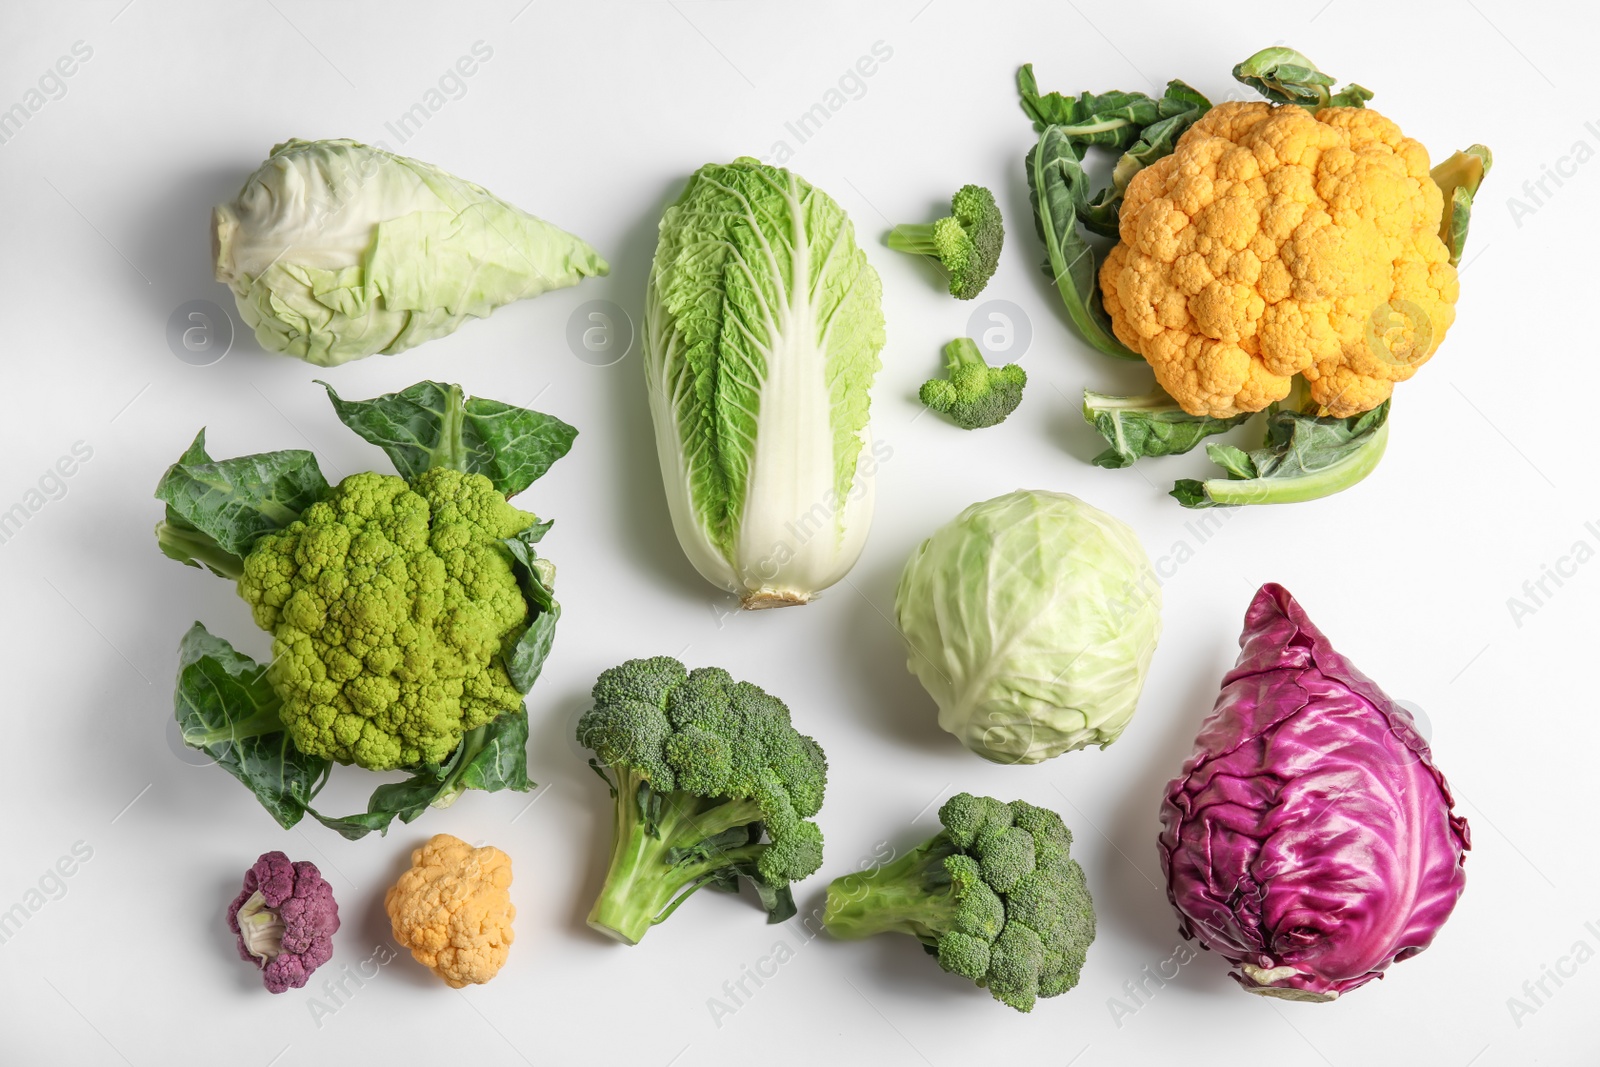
[386, 834, 515, 987]
[1100, 101, 1458, 418]
[238, 467, 536, 771]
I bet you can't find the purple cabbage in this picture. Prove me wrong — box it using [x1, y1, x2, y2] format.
[226, 851, 340, 993]
[1158, 584, 1469, 1001]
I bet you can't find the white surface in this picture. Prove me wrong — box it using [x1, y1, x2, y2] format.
[1, 2, 1594, 1065]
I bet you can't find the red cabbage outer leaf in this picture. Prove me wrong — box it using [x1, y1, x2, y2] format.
[1157, 584, 1469, 1001]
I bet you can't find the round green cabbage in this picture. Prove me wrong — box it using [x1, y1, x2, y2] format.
[894, 490, 1161, 764]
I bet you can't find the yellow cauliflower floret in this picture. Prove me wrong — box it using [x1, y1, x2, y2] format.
[385, 834, 515, 988]
[1100, 101, 1458, 418]
[236, 468, 538, 770]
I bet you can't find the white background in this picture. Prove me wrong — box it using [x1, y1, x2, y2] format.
[1, 1, 1594, 1064]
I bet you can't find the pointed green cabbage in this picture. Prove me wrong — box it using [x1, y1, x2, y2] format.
[213, 138, 608, 366]
[643, 158, 885, 608]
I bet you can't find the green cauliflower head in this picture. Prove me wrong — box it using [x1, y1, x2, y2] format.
[237, 468, 537, 770]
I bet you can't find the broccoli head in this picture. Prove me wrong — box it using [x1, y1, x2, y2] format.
[237, 467, 538, 771]
[887, 184, 1004, 299]
[920, 337, 1027, 429]
[823, 793, 1095, 1012]
[577, 656, 828, 945]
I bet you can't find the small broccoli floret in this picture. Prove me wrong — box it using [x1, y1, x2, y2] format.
[887, 184, 1004, 299]
[577, 657, 828, 945]
[919, 338, 1027, 429]
[823, 793, 1095, 1013]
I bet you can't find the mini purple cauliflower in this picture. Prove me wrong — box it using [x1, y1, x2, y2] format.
[226, 852, 340, 993]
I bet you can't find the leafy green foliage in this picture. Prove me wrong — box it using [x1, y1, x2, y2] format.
[1019, 67, 1210, 237]
[1173, 401, 1391, 508]
[1431, 145, 1493, 266]
[577, 656, 828, 943]
[823, 794, 1096, 1012]
[886, 184, 1004, 300]
[1025, 126, 1138, 360]
[153, 430, 327, 575]
[175, 623, 326, 828]
[1019, 66, 1209, 361]
[501, 527, 560, 693]
[321, 379, 577, 498]
[160, 379, 566, 836]
[920, 338, 1026, 429]
[1083, 389, 1251, 468]
[1231, 47, 1372, 109]
[174, 624, 532, 841]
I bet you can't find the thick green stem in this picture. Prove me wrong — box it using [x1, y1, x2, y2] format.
[427, 383, 469, 472]
[182, 697, 285, 747]
[1188, 418, 1388, 507]
[1082, 389, 1179, 415]
[886, 223, 939, 256]
[586, 769, 766, 945]
[428, 725, 488, 810]
[155, 520, 244, 580]
[823, 838, 957, 944]
[943, 337, 986, 374]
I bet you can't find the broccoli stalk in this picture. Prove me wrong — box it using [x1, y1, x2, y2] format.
[578, 657, 829, 946]
[887, 185, 1004, 300]
[586, 766, 777, 944]
[824, 793, 1095, 1013]
[819, 835, 981, 944]
[919, 338, 1027, 429]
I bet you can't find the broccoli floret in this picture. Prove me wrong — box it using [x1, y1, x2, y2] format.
[919, 338, 1027, 429]
[577, 657, 828, 945]
[887, 184, 1004, 299]
[823, 793, 1095, 1012]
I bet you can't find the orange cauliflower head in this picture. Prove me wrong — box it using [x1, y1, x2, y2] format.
[385, 834, 515, 988]
[1100, 101, 1458, 418]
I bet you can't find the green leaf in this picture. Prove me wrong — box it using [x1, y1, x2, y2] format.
[501, 527, 561, 693]
[1173, 401, 1390, 508]
[1079, 82, 1210, 238]
[308, 714, 533, 841]
[742, 867, 799, 923]
[1018, 69, 1210, 239]
[175, 622, 534, 841]
[1025, 126, 1141, 360]
[1083, 389, 1250, 468]
[320, 380, 577, 498]
[1206, 444, 1258, 481]
[173, 623, 328, 829]
[1232, 47, 1372, 109]
[666, 824, 759, 867]
[153, 429, 326, 562]
[1018, 66, 1159, 144]
[1431, 145, 1493, 266]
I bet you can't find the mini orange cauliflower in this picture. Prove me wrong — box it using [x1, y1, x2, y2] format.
[385, 834, 515, 987]
[1100, 101, 1458, 418]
